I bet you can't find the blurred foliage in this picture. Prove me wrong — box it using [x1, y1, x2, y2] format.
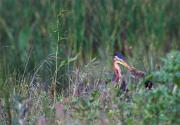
[129, 86, 180, 125]
[0, 0, 179, 80]
[0, 0, 179, 124]
[153, 51, 180, 87]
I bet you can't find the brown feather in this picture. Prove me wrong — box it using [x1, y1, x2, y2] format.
[130, 68, 145, 78]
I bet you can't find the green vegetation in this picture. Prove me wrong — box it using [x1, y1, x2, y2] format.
[0, 0, 179, 125]
[153, 51, 180, 87]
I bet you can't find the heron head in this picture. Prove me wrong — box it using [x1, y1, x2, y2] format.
[113, 52, 127, 67]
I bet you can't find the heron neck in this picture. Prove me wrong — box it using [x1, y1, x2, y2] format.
[113, 61, 120, 68]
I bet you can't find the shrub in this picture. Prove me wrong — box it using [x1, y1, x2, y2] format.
[153, 51, 180, 87]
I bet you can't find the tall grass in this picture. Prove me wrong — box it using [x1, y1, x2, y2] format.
[0, 0, 179, 75]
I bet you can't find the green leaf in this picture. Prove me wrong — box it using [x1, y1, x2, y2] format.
[68, 53, 79, 63]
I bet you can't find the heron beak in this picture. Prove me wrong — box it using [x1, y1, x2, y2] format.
[117, 60, 127, 66]
[117, 59, 131, 70]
